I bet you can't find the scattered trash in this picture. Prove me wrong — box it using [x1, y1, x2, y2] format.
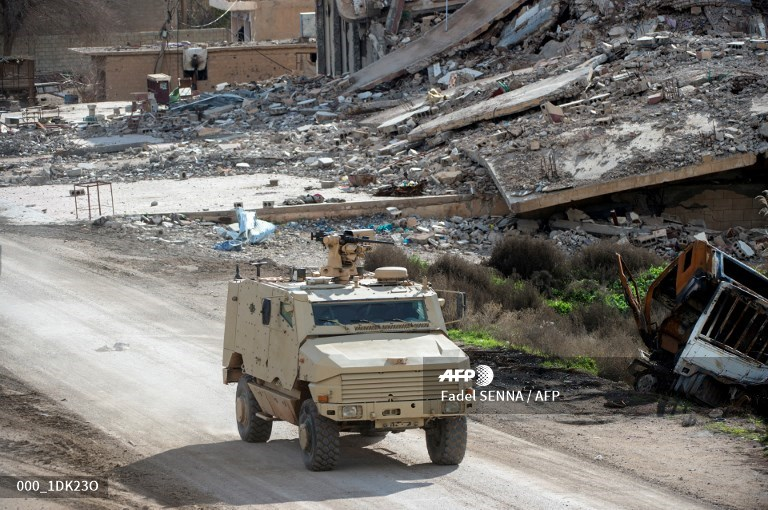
[213, 240, 243, 251]
[211, 207, 276, 249]
[374, 180, 427, 197]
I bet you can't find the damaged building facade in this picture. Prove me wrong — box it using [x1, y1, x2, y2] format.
[315, 0, 469, 76]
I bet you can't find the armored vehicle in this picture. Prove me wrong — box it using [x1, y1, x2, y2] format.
[222, 229, 473, 471]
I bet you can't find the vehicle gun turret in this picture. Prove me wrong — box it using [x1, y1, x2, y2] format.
[311, 229, 394, 282]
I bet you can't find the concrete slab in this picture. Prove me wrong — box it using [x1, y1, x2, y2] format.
[408, 66, 593, 140]
[64, 135, 165, 155]
[498, 0, 559, 48]
[489, 152, 758, 215]
[345, 0, 525, 92]
[360, 69, 529, 129]
[751, 93, 768, 116]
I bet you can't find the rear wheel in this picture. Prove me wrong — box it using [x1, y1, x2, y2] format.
[634, 372, 658, 394]
[236, 376, 272, 442]
[298, 399, 340, 471]
[425, 416, 467, 465]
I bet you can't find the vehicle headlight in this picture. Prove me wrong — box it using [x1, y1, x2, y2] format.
[341, 405, 362, 418]
[442, 401, 462, 414]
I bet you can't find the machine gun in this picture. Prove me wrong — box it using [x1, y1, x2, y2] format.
[311, 229, 394, 282]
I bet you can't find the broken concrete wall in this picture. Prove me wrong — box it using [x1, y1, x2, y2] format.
[317, 0, 374, 76]
[660, 186, 767, 230]
[317, 0, 489, 78]
[498, 0, 560, 50]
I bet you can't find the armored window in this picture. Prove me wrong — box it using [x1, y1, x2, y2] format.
[312, 300, 427, 326]
[280, 302, 294, 327]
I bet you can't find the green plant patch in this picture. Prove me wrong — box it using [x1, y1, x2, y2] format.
[541, 356, 599, 376]
[447, 329, 506, 349]
[408, 255, 428, 270]
[705, 418, 767, 445]
[607, 264, 666, 311]
[546, 299, 573, 315]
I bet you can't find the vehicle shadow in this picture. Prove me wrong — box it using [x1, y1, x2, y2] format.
[112, 435, 458, 506]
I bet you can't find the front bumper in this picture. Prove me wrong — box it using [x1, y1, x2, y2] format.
[316, 398, 469, 429]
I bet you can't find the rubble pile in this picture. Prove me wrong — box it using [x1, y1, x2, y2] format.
[89, 201, 768, 270]
[3, 0, 768, 271]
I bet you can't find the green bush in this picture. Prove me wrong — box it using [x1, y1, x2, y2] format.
[546, 299, 573, 315]
[606, 265, 666, 312]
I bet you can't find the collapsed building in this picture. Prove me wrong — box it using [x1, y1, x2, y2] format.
[305, 0, 768, 235]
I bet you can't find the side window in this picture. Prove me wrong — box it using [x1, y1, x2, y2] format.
[280, 302, 294, 327]
[261, 298, 272, 325]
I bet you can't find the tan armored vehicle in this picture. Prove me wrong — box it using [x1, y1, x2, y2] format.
[222, 229, 472, 471]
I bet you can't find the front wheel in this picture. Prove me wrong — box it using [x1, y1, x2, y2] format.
[236, 376, 272, 442]
[425, 416, 467, 465]
[298, 400, 340, 471]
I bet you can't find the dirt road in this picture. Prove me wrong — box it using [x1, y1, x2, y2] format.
[0, 233, 728, 509]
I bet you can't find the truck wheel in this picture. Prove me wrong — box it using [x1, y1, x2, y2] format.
[298, 399, 340, 471]
[425, 416, 467, 465]
[236, 376, 272, 443]
[634, 372, 658, 394]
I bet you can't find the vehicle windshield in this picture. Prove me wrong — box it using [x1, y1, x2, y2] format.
[312, 300, 428, 326]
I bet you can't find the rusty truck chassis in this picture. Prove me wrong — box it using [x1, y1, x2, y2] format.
[618, 240, 768, 409]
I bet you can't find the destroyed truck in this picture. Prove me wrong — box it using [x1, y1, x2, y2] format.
[618, 240, 768, 410]
[222, 229, 472, 471]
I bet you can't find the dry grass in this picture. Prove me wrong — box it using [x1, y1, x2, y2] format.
[364, 245, 426, 280]
[487, 236, 568, 281]
[428, 255, 543, 313]
[571, 240, 663, 282]
[461, 303, 641, 381]
[365, 241, 649, 382]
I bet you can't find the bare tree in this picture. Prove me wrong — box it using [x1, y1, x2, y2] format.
[1, 0, 117, 55]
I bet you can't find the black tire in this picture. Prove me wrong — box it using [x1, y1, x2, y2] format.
[236, 376, 272, 442]
[298, 399, 340, 471]
[425, 416, 467, 465]
[634, 372, 658, 394]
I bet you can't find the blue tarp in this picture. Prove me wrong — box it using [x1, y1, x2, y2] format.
[212, 208, 275, 249]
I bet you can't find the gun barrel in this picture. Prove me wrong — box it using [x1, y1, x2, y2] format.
[340, 235, 394, 245]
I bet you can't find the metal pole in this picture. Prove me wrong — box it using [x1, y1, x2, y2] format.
[96, 183, 102, 216]
[445, 0, 448, 31]
[86, 187, 92, 220]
